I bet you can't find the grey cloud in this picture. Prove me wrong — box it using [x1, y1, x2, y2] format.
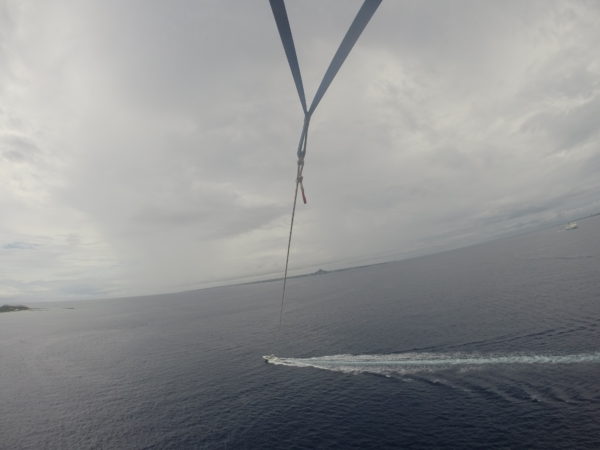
[70, 1, 282, 114]
[529, 65, 600, 100]
[0, 3, 15, 89]
[0, 133, 40, 161]
[522, 96, 600, 151]
[2, 241, 37, 250]
[132, 203, 285, 239]
[2, 0, 600, 300]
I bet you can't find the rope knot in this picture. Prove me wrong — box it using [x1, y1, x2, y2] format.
[298, 178, 307, 204]
[296, 158, 307, 204]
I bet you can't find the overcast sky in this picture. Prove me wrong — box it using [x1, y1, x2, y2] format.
[2, 0, 600, 301]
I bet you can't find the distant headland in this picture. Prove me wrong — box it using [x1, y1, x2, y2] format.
[0, 305, 30, 313]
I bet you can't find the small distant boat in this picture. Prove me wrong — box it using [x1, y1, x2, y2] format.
[263, 354, 277, 364]
[565, 222, 578, 230]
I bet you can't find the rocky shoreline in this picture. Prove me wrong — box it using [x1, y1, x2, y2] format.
[0, 305, 30, 313]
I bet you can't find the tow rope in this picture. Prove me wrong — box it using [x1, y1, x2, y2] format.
[270, 0, 382, 333]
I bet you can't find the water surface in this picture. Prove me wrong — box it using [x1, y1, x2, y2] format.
[2, 217, 600, 448]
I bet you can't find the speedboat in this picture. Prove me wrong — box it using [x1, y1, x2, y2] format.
[263, 354, 277, 363]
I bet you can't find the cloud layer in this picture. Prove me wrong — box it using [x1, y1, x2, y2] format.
[2, 0, 600, 300]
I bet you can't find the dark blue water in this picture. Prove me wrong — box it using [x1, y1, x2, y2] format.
[2, 216, 600, 449]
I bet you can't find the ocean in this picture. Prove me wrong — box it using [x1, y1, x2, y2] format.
[2, 216, 600, 449]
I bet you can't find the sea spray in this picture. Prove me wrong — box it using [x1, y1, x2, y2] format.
[264, 352, 600, 375]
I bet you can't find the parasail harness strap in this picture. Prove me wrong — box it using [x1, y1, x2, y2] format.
[269, 0, 382, 334]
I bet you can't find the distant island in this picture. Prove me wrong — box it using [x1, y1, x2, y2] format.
[314, 269, 328, 275]
[0, 305, 30, 313]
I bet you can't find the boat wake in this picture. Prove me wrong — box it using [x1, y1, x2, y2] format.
[263, 352, 600, 375]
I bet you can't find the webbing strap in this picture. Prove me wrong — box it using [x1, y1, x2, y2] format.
[269, 0, 381, 121]
[308, 0, 382, 115]
[269, 0, 308, 114]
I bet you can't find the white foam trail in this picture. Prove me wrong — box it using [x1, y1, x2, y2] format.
[264, 352, 600, 375]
